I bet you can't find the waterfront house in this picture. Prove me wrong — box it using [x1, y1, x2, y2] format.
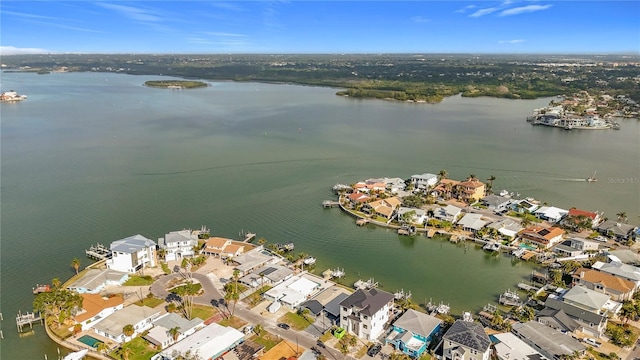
[66, 269, 129, 294]
[480, 195, 511, 212]
[106, 234, 157, 274]
[510, 199, 539, 214]
[339, 287, 395, 342]
[457, 213, 488, 234]
[368, 197, 402, 219]
[386, 309, 442, 358]
[487, 219, 522, 240]
[511, 321, 586, 360]
[519, 226, 565, 249]
[239, 264, 293, 288]
[346, 192, 370, 207]
[384, 177, 407, 194]
[397, 207, 427, 225]
[220, 243, 245, 259]
[591, 261, 640, 288]
[432, 179, 460, 200]
[73, 294, 124, 331]
[533, 206, 568, 223]
[561, 285, 620, 316]
[491, 332, 548, 360]
[201, 237, 232, 257]
[552, 238, 600, 258]
[572, 268, 635, 301]
[605, 249, 640, 265]
[144, 313, 204, 349]
[92, 304, 161, 343]
[434, 205, 462, 223]
[232, 246, 279, 275]
[150, 322, 244, 360]
[538, 295, 608, 337]
[263, 274, 322, 309]
[562, 208, 602, 229]
[410, 173, 439, 190]
[595, 220, 637, 241]
[353, 180, 386, 194]
[158, 229, 199, 261]
[453, 179, 486, 203]
[438, 320, 491, 360]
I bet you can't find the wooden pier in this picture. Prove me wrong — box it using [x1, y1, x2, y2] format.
[356, 218, 369, 226]
[322, 200, 340, 208]
[16, 311, 42, 332]
[241, 232, 256, 243]
[85, 243, 111, 260]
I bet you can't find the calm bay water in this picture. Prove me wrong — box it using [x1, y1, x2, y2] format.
[1, 72, 638, 359]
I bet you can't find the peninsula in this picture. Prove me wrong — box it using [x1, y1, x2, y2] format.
[143, 80, 208, 89]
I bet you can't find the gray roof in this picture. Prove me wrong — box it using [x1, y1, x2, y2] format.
[93, 305, 159, 337]
[325, 293, 349, 317]
[443, 320, 491, 352]
[259, 264, 293, 283]
[544, 297, 606, 325]
[536, 308, 579, 332]
[233, 248, 274, 272]
[67, 269, 128, 291]
[606, 249, 640, 265]
[562, 285, 610, 311]
[481, 195, 510, 207]
[339, 288, 395, 317]
[110, 234, 156, 253]
[592, 261, 640, 282]
[392, 309, 442, 338]
[512, 321, 586, 357]
[457, 213, 487, 231]
[597, 220, 636, 237]
[300, 300, 324, 316]
[161, 230, 197, 246]
[153, 313, 203, 333]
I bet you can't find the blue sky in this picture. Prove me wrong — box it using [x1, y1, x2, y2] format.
[1, 1, 638, 54]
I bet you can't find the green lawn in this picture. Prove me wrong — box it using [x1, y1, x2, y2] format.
[110, 337, 159, 360]
[250, 332, 281, 352]
[279, 311, 313, 331]
[191, 304, 217, 321]
[218, 316, 247, 329]
[133, 297, 164, 308]
[123, 275, 154, 286]
[244, 285, 272, 308]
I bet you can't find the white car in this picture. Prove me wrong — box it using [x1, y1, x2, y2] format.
[584, 338, 602, 347]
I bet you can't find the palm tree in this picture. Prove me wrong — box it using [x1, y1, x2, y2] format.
[486, 175, 496, 195]
[253, 324, 264, 336]
[96, 341, 109, 355]
[119, 344, 133, 360]
[168, 326, 181, 341]
[438, 169, 448, 181]
[468, 174, 477, 181]
[52, 277, 61, 290]
[182, 281, 200, 320]
[620, 300, 637, 326]
[71, 258, 81, 275]
[257, 237, 267, 245]
[123, 324, 135, 339]
[157, 248, 167, 261]
[617, 211, 628, 223]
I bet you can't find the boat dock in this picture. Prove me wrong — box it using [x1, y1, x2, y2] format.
[354, 278, 378, 290]
[16, 311, 42, 332]
[517, 282, 539, 292]
[498, 289, 523, 306]
[322, 200, 340, 208]
[85, 243, 111, 260]
[356, 218, 369, 226]
[241, 231, 256, 243]
[32, 284, 51, 294]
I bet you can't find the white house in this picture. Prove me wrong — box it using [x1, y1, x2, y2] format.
[92, 305, 161, 343]
[144, 313, 205, 349]
[74, 294, 124, 331]
[66, 269, 129, 294]
[434, 205, 462, 223]
[106, 234, 157, 273]
[491, 332, 548, 360]
[457, 213, 487, 233]
[439, 320, 491, 360]
[339, 288, 395, 342]
[397, 207, 427, 225]
[410, 173, 438, 190]
[488, 219, 523, 239]
[384, 177, 407, 194]
[158, 229, 200, 261]
[263, 275, 322, 309]
[151, 322, 244, 360]
[534, 206, 569, 223]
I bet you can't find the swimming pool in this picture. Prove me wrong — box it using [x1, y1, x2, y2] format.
[519, 243, 537, 250]
[77, 335, 102, 348]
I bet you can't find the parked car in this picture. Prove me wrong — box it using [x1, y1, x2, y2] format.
[584, 338, 602, 347]
[367, 343, 382, 357]
[277, 323, 290, 330]
[316, 340, 325, 348]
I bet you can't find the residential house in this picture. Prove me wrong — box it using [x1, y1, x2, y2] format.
[519, 226, 565, 249]
[346, 192, 370, 207]
[353, 180, 386, 194]
[438, 320, 491, 360]
[220, 243, 245, 259]
[592, 261, 640, 288]
[158, 229, 199, 261]
[533, 206, 568, 223]
[487, 219, 523, 240]
[201, 237, 232, 257]
[596, 220, 637, 241]
[386, 309, 442, 358]
[561, 285, 620, 316]
[457, 213, 487, 234]
[432, 179, 460, 200]
[66, 269, 129, 294]
[539, 294, 609, 337]
[263, 275, 322, 309]
[339, 287, 395, 342]
[106, 234, 157, 274]
[553, 238, 599, 258]
[511, 321, 586, 360]
[397, 207, 427, 225]
[324, 293, 350, 325]
[490, 332, 548, 360]
[605, 249, 640, 265]
[239, 264, 293, 288]
[561, 208, 602, 230]
[453, 179, 486, 203]
[367, 197, 402, 219]
[510, 199, 539, 214]
[151, 322, 244, 360]
[480, 195, 511, 212]
[144, 313, 204, 349]
[384, 177, 407, 194]
[434, 205, 463, 223]
[572, 268, 635, 301]
[73, 294, 124, 331]
[232, 247, 279, 275]
[410, 173, 438, 190]
[92, 305, 161, 343]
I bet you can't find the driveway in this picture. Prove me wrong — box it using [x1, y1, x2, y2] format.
[149, 272, 225, 307]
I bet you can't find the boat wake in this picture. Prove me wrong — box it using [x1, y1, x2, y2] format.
[555, 178, 590, 182]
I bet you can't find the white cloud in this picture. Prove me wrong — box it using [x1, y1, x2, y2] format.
[455, 4, 476, 14]
[469, 7, 499, 18]
[0, 46, 50, 55]
[411, 16, 430, 23]
[498, 39, 525, 44]
[97, 3, 163, 23]
[499, 4, 553, 16]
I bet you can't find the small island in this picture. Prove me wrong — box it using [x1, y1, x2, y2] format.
[144, 80, 208, 89]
